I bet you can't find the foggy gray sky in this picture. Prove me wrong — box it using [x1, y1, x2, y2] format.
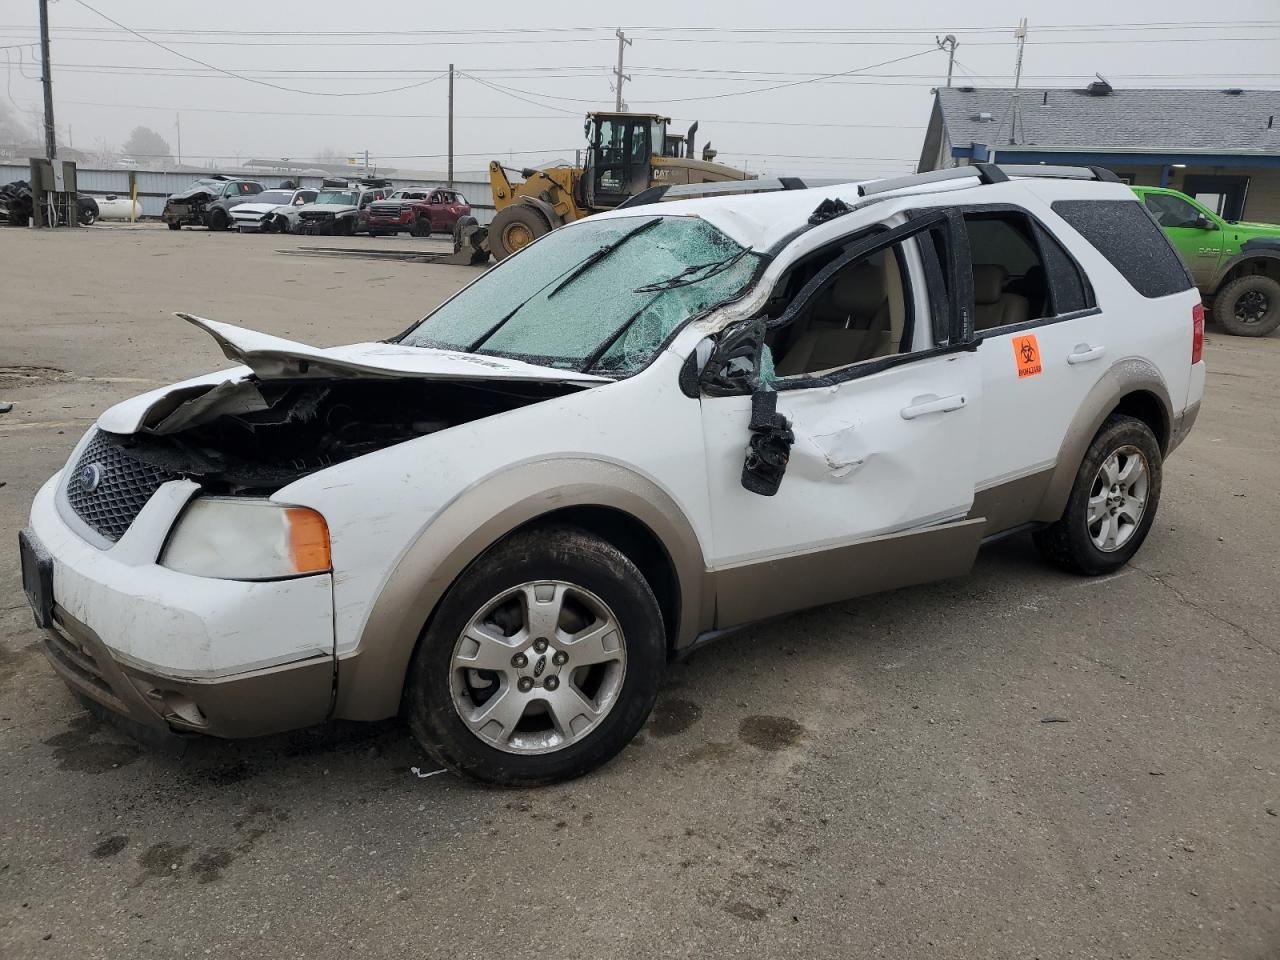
[2, 0, 1278, 179]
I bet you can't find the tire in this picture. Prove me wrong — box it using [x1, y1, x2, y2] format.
[1033, 414, 1163, 576]
[1213, 274, 1280, 337]
[409, 216, 431, 238]
[167, 221, 181, 231]
[339, 218, 356, 237]
[208, 209, 230, 232]
[404, 526, 665, 786]
[452, 215, 478, 253]
[490, 205, 550, 261]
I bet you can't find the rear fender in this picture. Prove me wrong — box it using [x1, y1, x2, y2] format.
[1034, 359, 1172, 523]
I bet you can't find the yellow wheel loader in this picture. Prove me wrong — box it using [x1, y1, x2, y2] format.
[448, 113, 753, 264]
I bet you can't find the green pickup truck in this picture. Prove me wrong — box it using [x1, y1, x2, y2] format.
[1132, 185, 1280, 337]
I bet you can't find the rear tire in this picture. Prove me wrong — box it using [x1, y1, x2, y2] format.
[1033, 415, 1163, 576]
[404, 526, 665, 786]
[1214, 274, 1280, 337]
[490, 205, 550, 261]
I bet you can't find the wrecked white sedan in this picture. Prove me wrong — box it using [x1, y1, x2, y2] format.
[21, 166, 1204, 784]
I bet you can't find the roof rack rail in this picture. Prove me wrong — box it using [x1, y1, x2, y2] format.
[997, 164, 1122, 183]
[856, 163, 1008, 197]
[616, 163, 1124, 211]
[616, 176, 850, 209]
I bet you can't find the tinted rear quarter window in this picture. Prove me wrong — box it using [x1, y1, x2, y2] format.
[1050, 199, 1194, 299]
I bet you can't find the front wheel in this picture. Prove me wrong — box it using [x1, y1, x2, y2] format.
[404, 526, 665, 786]
[1033, 414, 1163, 576]
[1214, 274, 1280, 337]
[207, 209, 230, 231]
[489, 205, 550, 261]
[167, 221, 181, 231]
[409, 216, 431, 238]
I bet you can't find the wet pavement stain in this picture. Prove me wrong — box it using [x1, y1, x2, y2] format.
[648, 698, 702, 738]
[723, 901, 767, 922]
[42, 713, 141, 773]
[189, 848, 235, 884]
[738, 715, 806, 751]
[91, 835, 129, 859]
[135, 842, 192, 884]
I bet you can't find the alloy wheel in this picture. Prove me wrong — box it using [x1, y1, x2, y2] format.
[1087, 445, 1149, 552]
[1234, 289, 1270, 325]
[449, 581, 627, 754]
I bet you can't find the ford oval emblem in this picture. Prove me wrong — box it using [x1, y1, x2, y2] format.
[80, 463, 103, 493]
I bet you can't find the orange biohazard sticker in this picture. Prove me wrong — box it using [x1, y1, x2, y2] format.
[1012, 334, 1042, 378]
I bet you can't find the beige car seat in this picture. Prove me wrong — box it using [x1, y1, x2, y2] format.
[973, 264, 1031, 331]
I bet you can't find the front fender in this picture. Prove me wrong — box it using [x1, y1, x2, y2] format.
[333, 457, 710, 721]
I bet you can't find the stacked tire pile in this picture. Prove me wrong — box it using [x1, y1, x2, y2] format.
[0, 180, 33, 226]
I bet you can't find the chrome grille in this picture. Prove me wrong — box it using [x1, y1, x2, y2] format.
[65, 431, 178, 543]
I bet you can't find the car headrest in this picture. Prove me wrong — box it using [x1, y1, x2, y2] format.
[973, 264, 1009, 305]
[827, 263, 886, 316]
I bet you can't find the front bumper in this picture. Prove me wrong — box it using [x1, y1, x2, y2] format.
[24, 471, 336, 738]
[368, 215, 412, 229]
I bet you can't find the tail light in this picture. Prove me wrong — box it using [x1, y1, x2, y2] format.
[1191, 302, 1205, 364]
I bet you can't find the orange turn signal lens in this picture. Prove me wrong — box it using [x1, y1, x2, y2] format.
[286, 507, 331, 574]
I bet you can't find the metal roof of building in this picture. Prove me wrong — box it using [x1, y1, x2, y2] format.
[937, 86, 1280, 155]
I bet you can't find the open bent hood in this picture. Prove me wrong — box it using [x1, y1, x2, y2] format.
[97, 313, 608, 435]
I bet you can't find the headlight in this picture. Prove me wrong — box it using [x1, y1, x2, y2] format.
[160, 498, 331, 581]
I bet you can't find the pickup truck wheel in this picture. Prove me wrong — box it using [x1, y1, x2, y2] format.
[1214, 274, 1280, 337]
[1033, 415, 1163, 576]
[167, 222, 181, 231]
[404, 526, 665, 786]
[410, 216, 431, 238]
[490, 205, 549, 261]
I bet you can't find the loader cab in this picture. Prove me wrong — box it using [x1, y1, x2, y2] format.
[584, 112, 670, 209]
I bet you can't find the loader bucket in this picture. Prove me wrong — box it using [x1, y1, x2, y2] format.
[441, 219, 492, 266]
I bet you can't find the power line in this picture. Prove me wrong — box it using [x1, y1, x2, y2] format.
[4, 19, 1278, 36]
[66, 0, 452, 96]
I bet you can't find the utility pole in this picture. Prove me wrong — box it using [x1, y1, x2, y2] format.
[38, 0, 55, 161]
[936, 34, 958, 87]
[1009, 18, 1028, 145]
[613, 29, 631, 111]
[175, 113, 182, 167]
[447, 62, 454, 187]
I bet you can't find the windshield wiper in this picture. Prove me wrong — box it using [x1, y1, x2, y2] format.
[633, 246, 753, 293]
[546, 217, 662, 299]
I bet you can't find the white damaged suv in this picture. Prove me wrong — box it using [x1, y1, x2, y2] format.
[20, 164, 1205, 785]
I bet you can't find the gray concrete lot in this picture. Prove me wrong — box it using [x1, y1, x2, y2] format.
[1, 224, 1277, 960]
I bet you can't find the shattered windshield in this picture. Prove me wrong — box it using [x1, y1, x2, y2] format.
[316, 191, 358, 205]
[255, 191, 294, 205]
[398, 215, 760, 375]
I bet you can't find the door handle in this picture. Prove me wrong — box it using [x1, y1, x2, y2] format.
[1067, 344, 1106, 364]
[901, 393, 967, 420]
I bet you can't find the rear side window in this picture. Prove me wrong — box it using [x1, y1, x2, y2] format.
[1050, 199, 1193, 299]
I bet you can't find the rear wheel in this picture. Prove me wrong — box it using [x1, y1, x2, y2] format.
[1033, 415, 1162, 576]
[490, 205, 550, 261]
[1214, 274, 1280, 337]
[404, 526, 665, 786]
